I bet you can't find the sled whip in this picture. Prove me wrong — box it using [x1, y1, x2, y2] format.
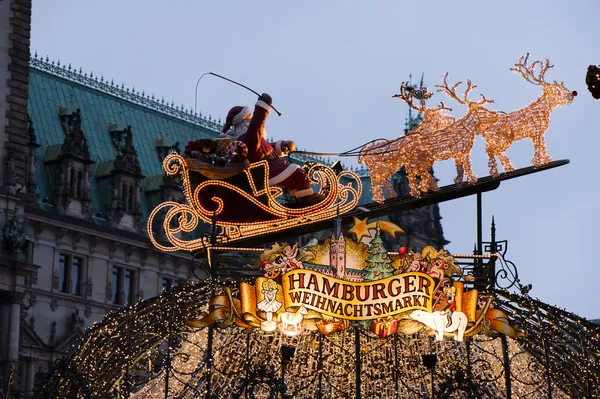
[201, 72, 282, 116]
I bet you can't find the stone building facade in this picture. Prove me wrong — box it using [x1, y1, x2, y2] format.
[0, 1, 446, 396]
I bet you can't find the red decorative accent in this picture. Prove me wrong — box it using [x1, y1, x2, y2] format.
[197, 184, 280, 223]
[371, 317, 398, 338]
[398, 244, 408, 256]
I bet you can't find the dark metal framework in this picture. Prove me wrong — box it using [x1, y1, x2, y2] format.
[36, 267, 600, 398]
[35, 159, 600, 399]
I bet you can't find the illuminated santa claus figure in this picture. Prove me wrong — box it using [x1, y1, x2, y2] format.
[221, 93, 325, 206]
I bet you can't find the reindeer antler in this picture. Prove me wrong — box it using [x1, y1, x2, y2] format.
[475, 93, 495, 105]
[511, 53, 554, 86]
[393, 82, 425, 111]
[429, 102, 453, 112]
[436, 73, 467, 105]
[437, 74, 494, 105]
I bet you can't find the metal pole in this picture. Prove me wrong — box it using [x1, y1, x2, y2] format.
[500, 335, 512, 399]
[206, 325, 214, 398]
[393, 334, 399, 399]
[476, 193, 483, 255]
[318, 334, 323, 399]
[535, 312, 552, 399]
[164, 297, 174, 399]
[245, 331, 250, 399]
[466, 339, 473, 383]
[490, 216, 497, 288]
[206, 215, 218, 399]
[354, 325, 361, 399]
[431, 368, 435, 399]
[578, 323, 593, 399]
[475, 193, 484, 291]
[123, 302, 136, 398]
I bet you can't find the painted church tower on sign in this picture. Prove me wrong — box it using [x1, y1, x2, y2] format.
[330, 231, 346, 279]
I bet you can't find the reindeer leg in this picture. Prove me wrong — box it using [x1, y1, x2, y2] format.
[372, 179, 385, 204]
[407, 169, 421, 198]
[497, 152, 514, 174]
[418, 173, 429, 193]
[538, 135, 552, 165]
[462, 155, 478, 184]
[383, 179, 397, 198]
[531, 135, 549, 167]
[453, 160, 464, 186]
[423, 171, 439, 192]
[486, 150, 499, 178]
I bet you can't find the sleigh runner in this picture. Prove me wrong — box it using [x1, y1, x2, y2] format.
[148, 153, 362, 251]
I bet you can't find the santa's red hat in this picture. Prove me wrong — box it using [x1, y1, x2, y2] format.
[222, 106, 251, 134]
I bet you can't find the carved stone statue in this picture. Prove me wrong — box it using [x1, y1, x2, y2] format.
[1, 209, 29, 253]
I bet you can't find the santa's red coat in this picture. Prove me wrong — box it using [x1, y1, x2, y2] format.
[238, 101, 312, 197]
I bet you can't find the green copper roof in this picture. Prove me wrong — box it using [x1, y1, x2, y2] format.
[28, 56, 222, 220]
[28, 55, 372, 224]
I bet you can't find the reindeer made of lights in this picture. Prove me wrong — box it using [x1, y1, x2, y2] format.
[414, 74, 500, 187]
[480, 54, 576, 177]
[358, 83, 454, 202]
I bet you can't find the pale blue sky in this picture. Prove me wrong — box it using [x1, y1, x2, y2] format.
[31, 0, 599, 318]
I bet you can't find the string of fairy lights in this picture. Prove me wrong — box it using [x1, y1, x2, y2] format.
[37, 55, 590, 399]
[39, 278, 599, 398]
[147, 154, 362, 252]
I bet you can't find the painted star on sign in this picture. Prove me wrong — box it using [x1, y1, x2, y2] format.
[348, 217, 405, 242]
[348, 216, 371, 242]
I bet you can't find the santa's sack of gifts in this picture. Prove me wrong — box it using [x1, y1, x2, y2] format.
[371, 316, 398, 338]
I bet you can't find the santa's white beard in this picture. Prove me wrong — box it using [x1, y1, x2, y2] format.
[231, 120, 267, 140]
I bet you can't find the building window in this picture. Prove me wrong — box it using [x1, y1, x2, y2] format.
[161, 278, 180, 293]
[76, 170, 83, 198]
[161, 278, 172, 292]
[112, 266, 136, 305]
[58, 253, 84, 295]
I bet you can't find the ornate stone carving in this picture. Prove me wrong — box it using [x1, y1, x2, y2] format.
[52, 269, 59, 290]
[31, 270, 38, 286]
[1, 209, 29, 253]
[85, 276, 93, 298]
[50, 297, 58, 311]
[124, 246, 133, 263]
[140, 248, 149, 262]
[73, 232, 84, 251]
[30, 316, 36, 331]
[84, 303, 91, 318]
[108, 241, 118, 259]
[49, 321, 57, 345]
[3, 150, 18, 190]
[89, 235, 98, 253]
[71, 310, 84, 328]
[60, 109, 90, 159]
[113, 126, 142, 176]
[50, 108, 95, 217]
[10, 291, 24, 305]
[158, 254, 167, 272]
[105, 281, 112, 302]
[27, 292, 37, 307]
[33, 221, 47, 241]
[26, 116, 41, 202]
[105, 125, 144, 230]
[55, 228, 66, 245]
[82, 169, 93, 217]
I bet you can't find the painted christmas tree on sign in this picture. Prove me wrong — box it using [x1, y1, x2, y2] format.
[363, 223, 394, 281]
